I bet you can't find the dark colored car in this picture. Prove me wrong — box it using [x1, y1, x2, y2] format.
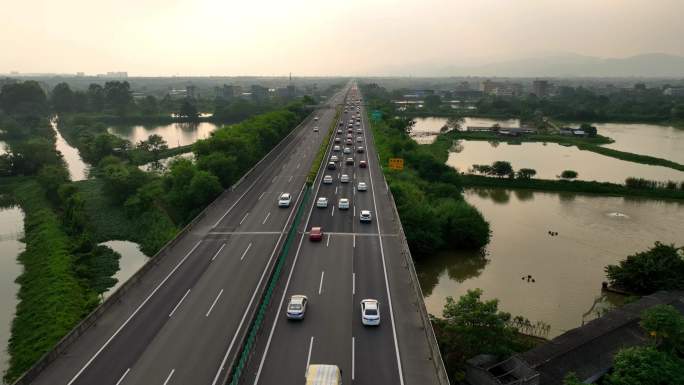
[309, 227, 323, 241]
[359, 160, 367, 168]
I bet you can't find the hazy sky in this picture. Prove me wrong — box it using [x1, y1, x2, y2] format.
[2, 0, 683, 76]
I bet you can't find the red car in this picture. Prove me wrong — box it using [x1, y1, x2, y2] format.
[309, 227, 323, 241]
[359, 160, 367, 168]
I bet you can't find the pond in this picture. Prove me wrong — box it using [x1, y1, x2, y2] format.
[417, 188, 684, 338]
[594, 122, 684, 164]
[0, 206, 25, 378]
[107, 121, 219, 148]
[52, 120, 89, 181]
[138, 152, 195, 173]
[446, 140, 684, 184]
[100, 240, 149, 299]
[410, 117, 520, 144]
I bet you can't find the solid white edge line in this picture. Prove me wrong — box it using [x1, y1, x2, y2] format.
[352, 272, 356, 295]
[211, 183, 307, 385]
[240, 243, 253, 261]
[168, 289, 191, 318]
[114, 368, 130, 385]
[162, 368, 175, 385]
[253, 90, 345, 385]
[66, 240, 202, 385]
[363, 99, 405, 385]
[211, 243, 226, 261]
[206, 289, 224, 317]
[352, 337, 355, 381]
[305, 336, 314, 378]
[318, 271, 325, 295]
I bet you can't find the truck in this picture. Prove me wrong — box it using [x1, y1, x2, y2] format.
[305, 364, 342, 385]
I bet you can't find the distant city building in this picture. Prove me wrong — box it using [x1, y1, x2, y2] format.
[215, 84, 242, 100]
[186, 85, 197, 99]
[250, 85, 269, 102]
[96, 71, 128, 79]
[664, 87, 684, 96]
[276, 85, 296, 100]
[480, 80, 522, 97]
[76, 72, 85, 77]
[532, 80, 551, 97]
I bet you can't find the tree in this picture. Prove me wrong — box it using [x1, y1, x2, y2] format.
[50, 82, 75, 113]
[580, 123, 598, 137]
[87, 83, 105, 112]
[138, 95, 159, 115]
[516, 168, 537, 179]
[37, 164, 70, 203]
[137, 134, 168, 161]
[0, 81, 48, 116]
[605, 242, 684, 294]
[104, 81, 133, 115]
[640, 305, 684, 355]
[560, 170, 578, 179]
[179, 99, 199, 120]
[424, 94, 442, 110]
[563, 373, 584, 385]
[491, 161, 514, 178]
[604, 346, 684, 385]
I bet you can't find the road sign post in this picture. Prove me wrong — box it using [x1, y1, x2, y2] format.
[388, 158, 404, 170]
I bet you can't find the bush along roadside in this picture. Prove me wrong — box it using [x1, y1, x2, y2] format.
[361, 84, 490, 256]
[307, 107, 341, 185]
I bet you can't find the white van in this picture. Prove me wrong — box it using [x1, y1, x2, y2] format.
[305, 365, 342, 385]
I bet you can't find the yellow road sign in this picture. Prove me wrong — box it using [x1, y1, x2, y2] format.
[388, 158, 404, 170]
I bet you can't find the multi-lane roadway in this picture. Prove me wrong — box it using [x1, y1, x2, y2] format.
[241, 84, 442, 385]
[26, 88, 348, 385]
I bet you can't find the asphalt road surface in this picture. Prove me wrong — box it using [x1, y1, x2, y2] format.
[242, 84, 442, 385]
[27, 87, 349, 385]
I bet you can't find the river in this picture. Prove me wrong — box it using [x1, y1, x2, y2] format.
[446, 140, 684, 184]
[417, 188, 684, 338]
[51, 120, 89, 181]
[594, 122, 684, 164]
[100, 240, 149, 299]
[410, 117, 520, 144]
[0, 206, 25, 378]
[107, 121, 219, 148]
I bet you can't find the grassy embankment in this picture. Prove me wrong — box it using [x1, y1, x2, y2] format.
[307, 108, 340, 185]
[0, 178, 97, 382]
[443, 130, 684, 172]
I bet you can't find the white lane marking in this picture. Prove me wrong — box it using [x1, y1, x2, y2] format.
[364, 105, 405, 385]
[258, 191, 265, 200]
[318, 271, 325, 295]
[352, 273, 356, 295]
[296, 162, 301, 169]
[212, 183, 307, 385]
[240, 243, 253, 261]
[331, 205, 335, 217]
[262, 212, 271, 225]
[272, 176, 277, 184]
[289, 175, 293, 183]
[253, 91, 345, 385]
[240, 212, 249, 225]
[326, 234, 331, 247]
[163, 369, 175, 385]
[114, 368, 130, 385]
[169, 289, 191, 317]
[305, 336, 314, 378]
[353, 234, 356, 248]
[206, 289, 224, 317]
[66, 241, 202, 385]
[211, 243, 226, 261]
[335, 186, 338, 194]
[353, 205, 356, 217]
[352, 337, 356, 380]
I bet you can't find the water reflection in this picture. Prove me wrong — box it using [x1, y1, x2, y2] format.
[418, 188, 684, 337]
[107, 121, 219, 148]
[410, 117, 520, 144]
[447, 140, 684, 184]
[595, 123, 684, 164]
[52, 120, 89, 181]
[0, 205, 24, 377]
[100, 240, 149, 299]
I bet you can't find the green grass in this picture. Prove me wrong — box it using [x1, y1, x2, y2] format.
[75, 179, 178, 255]
[0, 178, 96, 383]
[460, 174, 684, 200]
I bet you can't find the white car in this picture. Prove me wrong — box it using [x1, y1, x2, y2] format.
[356, 129, 363, 134]
[287, 295, 308, 320]
[360, 210, 372, 222]
[330, 155, 339, 162]
[357, 182, 367, 191]
[356, 136, 363, 142]
[338, 198, 350, 209]
[278, 193, 292, 207]
[361, 299, 380, 326]
[343, 147, 351, 154]
[356, 146, 365, 153]
[314, 116, 319, 121]
[323, 175, 333, 184]
[340, 174, 350, 183]
[313, 126, 319, 132]
[316, 197, 328, 208]
[333, 145, 341, 152]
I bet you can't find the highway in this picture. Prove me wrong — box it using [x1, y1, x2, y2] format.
[26, 88, 348, 385]
[241, 84, 443, 385]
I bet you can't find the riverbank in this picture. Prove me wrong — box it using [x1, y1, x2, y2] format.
[0, 178, 96, 383]
[459, 174, 684, 200]
[440, 131, 684, 172]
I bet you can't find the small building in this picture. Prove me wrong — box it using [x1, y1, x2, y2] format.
[466, 291, 684, 385]
[664, 87, 684, 97]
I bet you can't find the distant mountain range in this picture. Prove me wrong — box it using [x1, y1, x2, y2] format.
[378, 53, 684, 78]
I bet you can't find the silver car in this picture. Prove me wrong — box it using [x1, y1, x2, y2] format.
[287, 295, 308, 320]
